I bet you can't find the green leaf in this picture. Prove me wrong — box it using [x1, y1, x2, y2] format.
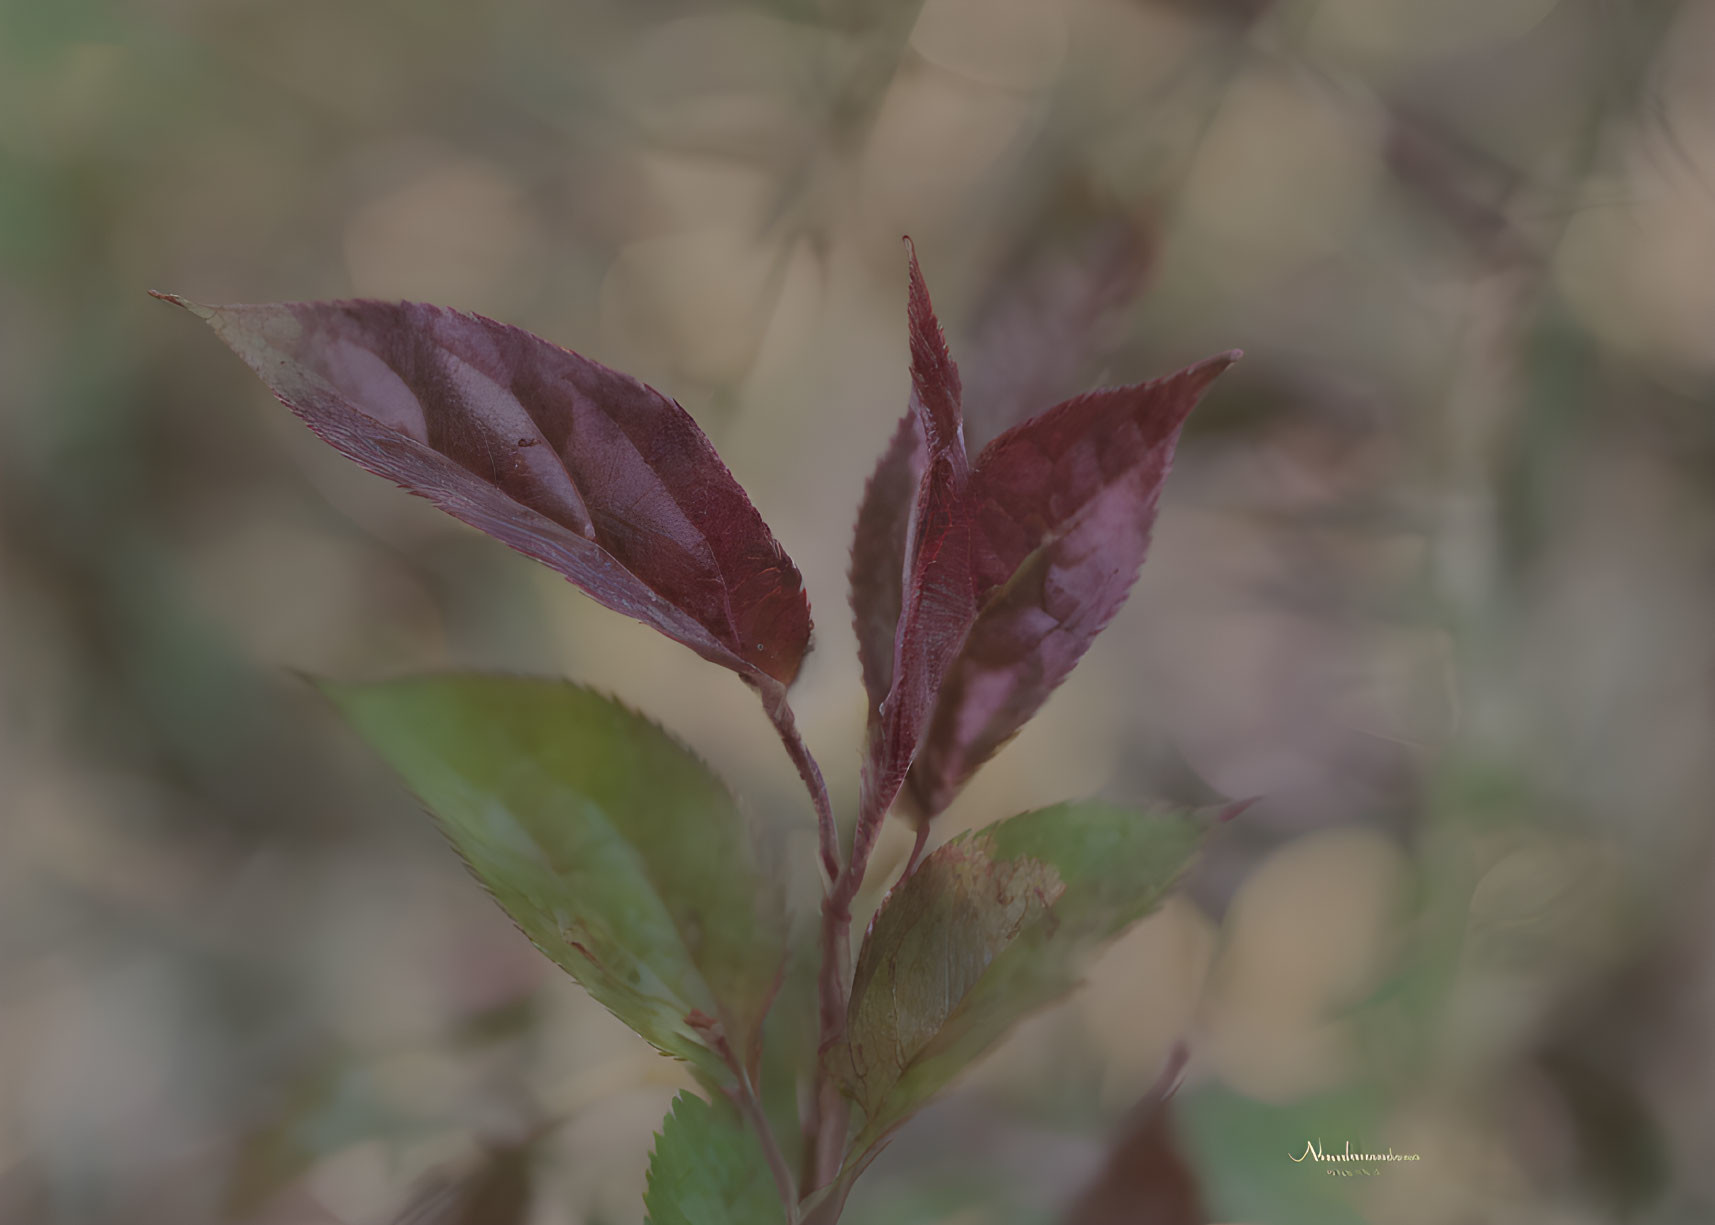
[644, 1092, 787, 1225]
[978, 799, 1209, 940]
[324, 674, 786, 1081]
[836, 842, 1064, 1129]
[833, 801, 1211, 1145]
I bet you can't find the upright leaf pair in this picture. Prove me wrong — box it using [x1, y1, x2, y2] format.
[849, 248, 1237, 832]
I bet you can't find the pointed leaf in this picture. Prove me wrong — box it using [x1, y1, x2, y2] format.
[848, 409, 923, 723]
[852, 214, 1154, 770]
[324, 675, 786, 1081]
[848, 249, 1235, 829]
[157, 295, 810, 685]
[644, 1092, 787, 1225]
[858, 452, 976, 840]
[903, 238, 966, 473]
[906, 355, 1237, 817]
[833, 801, 1211, 1143]
[853, 244, 978, 860]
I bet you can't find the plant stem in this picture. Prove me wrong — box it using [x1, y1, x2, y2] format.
[838, 786, 886, 912]
[708, 1020, 800, 1222]
[901, 819, 931, 879]
[804, 806, 935, 1191]
[803, 886, 854, 1192]
[753, 679, 855, 1195]
[803, 775, 894, 1193]
[759, 682, 842, 882]
[756, 684, 924, 1197]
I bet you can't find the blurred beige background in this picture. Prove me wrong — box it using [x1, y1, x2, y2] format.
[3, 0, 1715, 1221]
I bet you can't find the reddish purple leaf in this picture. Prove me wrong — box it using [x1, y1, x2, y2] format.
[850, 247, 979, 873]
[848, 409, 923, 723]
[860, 454, 976, 816]
[903, 237, 967, 476]
[155, 295, 811, 686]
[847, 240, 964, 730]
[846, 246, 1235, 839]
[906, 355, 1237, 817]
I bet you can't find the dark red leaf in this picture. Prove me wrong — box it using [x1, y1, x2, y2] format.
[906, 355, 1237, 817]
[849, 246, 979, 873]
[155, 295, 810, 685]
[846, 246, 1235, 839]
[848, 409, 923, 723]
[859, 454, 977, 826]
[903, 237, 967, 477]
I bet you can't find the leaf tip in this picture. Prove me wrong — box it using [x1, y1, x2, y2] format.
[1216, 796, 1260, 823]
[899, 237, 965, 467]
[148, 289, 214, 319]
[901, 235, 933, 330]
[1188, 348, 1241, 385]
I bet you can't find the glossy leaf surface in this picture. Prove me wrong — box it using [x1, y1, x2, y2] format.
[644, 1092, 786, 1225]
[325, 675, 786, 1081]
[834, 801, 1210, 1142]
[846, 252, 1235, 826]
[159, 295, 810, 685]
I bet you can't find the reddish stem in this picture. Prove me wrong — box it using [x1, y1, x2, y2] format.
[709, 1026, 800, 1223]
[758, 681, 841, 883]
[803, 887, 854, 1192]
[901, 820, 931, 880]
[803, 769, 903, 1193]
